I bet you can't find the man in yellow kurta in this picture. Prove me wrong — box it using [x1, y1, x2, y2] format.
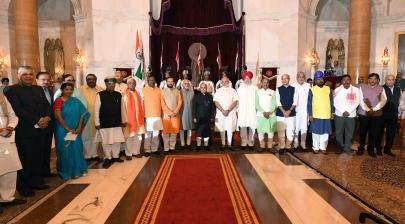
[142, 76, 163, 156]
[80, 74, 103, 161]
[161, 77, 183, 153]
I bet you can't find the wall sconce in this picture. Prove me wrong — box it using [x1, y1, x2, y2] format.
[73, 48, 86, 66]
[306, 48, 320, 66]
[381, 47, 390, 66]
[0, 50, 9, 77]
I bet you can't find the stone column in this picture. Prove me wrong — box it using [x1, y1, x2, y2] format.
[13, 0, 40, 71]
[347, 0, 371, 83]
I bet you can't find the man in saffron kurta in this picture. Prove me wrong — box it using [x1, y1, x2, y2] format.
[142, 76, 163, 156]
[80, 74, 103, 161]
[307, 71, 334, 154]
[237, 71, 257, 150]
[123, 78, 145, 159]
[161, 77, 182, 152]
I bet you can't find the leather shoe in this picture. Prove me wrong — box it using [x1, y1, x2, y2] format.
[18, 189, 35, 197]
[31, 184, 50, 190]
[126, 156, 132, 161]
[1, 199, 27, 206]
[384, 150, 395, 157]
[144, 152, 151, 157]
[113, 158, 124, 163]
[376, 151, 383, 156]
[134, 154, 142, 158]
[102, 159, 112, 168]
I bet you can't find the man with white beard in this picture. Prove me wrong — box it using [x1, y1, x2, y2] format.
[214, 77, 239, 150]
[237, 71, 257, 150]
[291, 72, 310, 151]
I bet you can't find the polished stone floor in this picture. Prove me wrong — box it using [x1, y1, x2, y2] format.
[2, 134, 402, 224]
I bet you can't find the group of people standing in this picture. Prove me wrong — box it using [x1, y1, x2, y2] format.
[0, 64, 404, 213]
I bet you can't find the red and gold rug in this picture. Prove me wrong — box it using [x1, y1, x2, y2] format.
[134, 154, 260, 224]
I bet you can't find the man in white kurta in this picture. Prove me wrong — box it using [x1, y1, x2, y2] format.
[214, 77, 239, 150]
[95, 78, 127, 168]
[0, 94, 25, 210]
[291, 72, 311, 150]
[237, 71, 257, 149]
[122, 78, 145, 159]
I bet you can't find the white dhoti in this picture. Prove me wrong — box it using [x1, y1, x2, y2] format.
[0, 171, 17, 202]
[239, 127, 255, 147]
[84, 140, 99, 159]
[124, 126, 145, 156]
[97, 127, 125, 159]
[162, 134, 177, 151]
[144, 117, 162, 153]
[276, 116, 295, 149]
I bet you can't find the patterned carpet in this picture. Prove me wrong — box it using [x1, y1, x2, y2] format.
[293, 137, 404, 224]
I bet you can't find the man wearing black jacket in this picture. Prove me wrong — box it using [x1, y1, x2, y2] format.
[381, 75, 401, 156]
[36, 72, 57, 178]
[193, 83, 214, 151]
[5, 66, 51, 197]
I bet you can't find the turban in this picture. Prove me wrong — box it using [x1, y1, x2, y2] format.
[104, 76, 117, 83]
[242, 71, 253, 80]
[314, 71, 324, 80]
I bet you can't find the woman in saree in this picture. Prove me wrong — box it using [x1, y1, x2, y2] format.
[54, 83, 90, 179]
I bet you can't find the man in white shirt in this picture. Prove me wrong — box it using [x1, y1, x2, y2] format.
[214, 77, 239, 150]
[237, 71, 256, 150]
[333, 75, 361, 154]
[291, 72, 310, 151]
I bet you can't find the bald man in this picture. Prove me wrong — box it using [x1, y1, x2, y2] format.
[275, 74, 298, 153]
[5, 66, 52, 196]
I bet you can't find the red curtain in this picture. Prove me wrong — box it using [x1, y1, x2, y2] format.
[150, 0, 244, 84]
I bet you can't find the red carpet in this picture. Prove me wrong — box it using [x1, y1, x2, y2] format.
[134, 154, 260, 224]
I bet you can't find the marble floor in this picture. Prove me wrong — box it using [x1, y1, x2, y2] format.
[2, 149, 392, 224]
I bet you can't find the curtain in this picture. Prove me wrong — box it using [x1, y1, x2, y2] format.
[150, 0, 244, 84]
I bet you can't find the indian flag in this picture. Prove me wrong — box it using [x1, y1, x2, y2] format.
[134, 30, 144, 80]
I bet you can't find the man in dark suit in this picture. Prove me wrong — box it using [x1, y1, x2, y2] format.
[381, 74, 401, 156]
[5, 66, 51, 197]
[193, 83, 214, 151]
[36, 72, 57, 178]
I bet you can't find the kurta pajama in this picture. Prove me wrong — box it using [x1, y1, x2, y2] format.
[307, 85, 334, 151]
[94, 91, 126, 159]
[123, 89, 145, 156]
[237, 83, 257, 147]
[276, 85, 298, 149]
[80, 85, 103, 158]
[161, 88, 183, 151]
[142, 86, 163, 152]
[214, 87, 239, 146]
[255, 88, 277, 148]
[180, 89, 194, 146]
[291, 82, 310, 148]
[0, 96, 21, 203]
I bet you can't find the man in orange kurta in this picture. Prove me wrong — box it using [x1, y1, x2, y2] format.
[161, 77, 182, 152]
[142, 76, 163, 156]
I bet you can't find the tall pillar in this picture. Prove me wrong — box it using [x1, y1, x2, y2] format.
[13, 0, 40, 71]
[347, 0, 371, 83]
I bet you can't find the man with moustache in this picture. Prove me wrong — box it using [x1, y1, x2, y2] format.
[161, 77, 182, 153]
[80, 74, 103, 161]
[307, 71, 334, 154]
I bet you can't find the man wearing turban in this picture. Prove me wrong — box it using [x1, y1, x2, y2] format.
[236, 71, 257, 150]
